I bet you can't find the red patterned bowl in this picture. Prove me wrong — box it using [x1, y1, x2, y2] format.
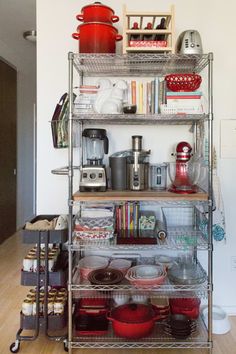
[165, 73, 202, 92]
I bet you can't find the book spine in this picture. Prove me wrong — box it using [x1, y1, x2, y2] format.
[154, 77, 159, 114]
[151, 80, 155, 114]
[131, 80, 137, 105]
[125, 202, 128, 231]
[146, 82, 151, 114]
[138, 82, 143, 114]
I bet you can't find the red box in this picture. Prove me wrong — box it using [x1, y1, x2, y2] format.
[129, 40, 167, 48]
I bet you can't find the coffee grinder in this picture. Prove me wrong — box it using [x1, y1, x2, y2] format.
[127, 136, 151, 191]
[168, 141, 199, 194]
[79, 128, 109, 192]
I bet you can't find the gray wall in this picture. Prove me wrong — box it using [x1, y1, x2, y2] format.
[0, 35, 36, 227]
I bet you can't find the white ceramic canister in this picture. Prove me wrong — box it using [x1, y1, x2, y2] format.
[23, 256, 34, 272]
[54, 301, 64, 315]
[22, 299, 33, 316]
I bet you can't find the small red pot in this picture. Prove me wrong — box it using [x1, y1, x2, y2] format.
[169, 298, 201, 320]
[72, 22, 122, 53]
[76, 2, 119, 23]
[107, 303, 160, 339]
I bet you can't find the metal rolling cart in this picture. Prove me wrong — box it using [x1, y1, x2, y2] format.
[10, 216, 68, 353]
[68, 52, 213, 353]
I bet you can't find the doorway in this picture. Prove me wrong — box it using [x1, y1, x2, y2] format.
[0, 59, 17, 243]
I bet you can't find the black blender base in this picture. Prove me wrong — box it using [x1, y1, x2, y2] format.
[79, 186, 107, 192]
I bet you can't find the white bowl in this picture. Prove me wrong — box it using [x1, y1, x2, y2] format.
[132, 265, 163, 279]
[202, 305, 231, 334]
[109, 259, 132, 271]
[113, 294, 130, 306]
[78, 255, 109, 269]
[131, 295, 148, 304]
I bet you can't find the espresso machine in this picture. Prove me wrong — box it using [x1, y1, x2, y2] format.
[168, 141, 199, 194]
[79, 128, 109, 192]
[127, 136, 151, 191]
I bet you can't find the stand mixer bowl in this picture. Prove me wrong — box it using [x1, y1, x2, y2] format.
[168, 161, 201, 193]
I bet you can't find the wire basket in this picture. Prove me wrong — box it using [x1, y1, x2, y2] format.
[165, 73, 202, 92]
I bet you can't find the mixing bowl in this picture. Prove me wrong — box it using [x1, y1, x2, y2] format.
[168, 161, 201, 192]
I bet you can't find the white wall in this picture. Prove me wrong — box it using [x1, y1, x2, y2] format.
[37, 0, 236, 312]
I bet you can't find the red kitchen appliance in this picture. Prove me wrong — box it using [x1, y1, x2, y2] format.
[168, 142, 200, 194]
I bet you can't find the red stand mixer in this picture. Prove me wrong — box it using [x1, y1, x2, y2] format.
[168, 141, 199, 194]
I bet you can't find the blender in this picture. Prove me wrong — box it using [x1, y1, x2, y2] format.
[168, 141, 200, 194]
[79, 128, 109, 192]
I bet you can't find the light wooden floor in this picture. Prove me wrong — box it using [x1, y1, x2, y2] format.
[1, 233, 236, 354]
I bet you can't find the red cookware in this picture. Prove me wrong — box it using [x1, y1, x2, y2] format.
[107, 303, 160, 338]
[76, 2, 119, 23]
[72, 22, 122, 53]
[169, 298, 201, 320]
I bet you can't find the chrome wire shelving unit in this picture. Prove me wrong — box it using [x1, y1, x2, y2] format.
[66, 52, 214, 354]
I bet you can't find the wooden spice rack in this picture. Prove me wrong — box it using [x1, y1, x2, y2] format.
[122, 4, 175, 53]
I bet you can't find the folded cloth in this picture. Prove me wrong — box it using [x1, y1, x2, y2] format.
[55, 215, 68, 230]
[74, 217, 114, 231]
[212, 171, 226, 241]
[81, 204, 114, 218]
[198, 170, 226, 242]
[25, 219, 55, 231]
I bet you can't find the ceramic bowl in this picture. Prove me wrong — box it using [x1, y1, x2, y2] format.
[109, 259, 132, 275]
[202, 305, 231, 334]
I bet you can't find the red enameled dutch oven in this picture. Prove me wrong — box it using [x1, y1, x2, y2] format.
[72, 22, 122, 53]
[107, 303, 160, 339]
[76, 2, 119, 23]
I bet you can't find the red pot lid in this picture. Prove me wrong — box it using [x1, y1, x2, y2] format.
[111, 303, 155, 323]
[81, 2, 115, 14]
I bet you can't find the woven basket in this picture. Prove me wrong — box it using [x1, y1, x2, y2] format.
[165, 73, 202, 92]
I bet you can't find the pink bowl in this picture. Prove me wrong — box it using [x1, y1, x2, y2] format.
[125, 270, 167, 288]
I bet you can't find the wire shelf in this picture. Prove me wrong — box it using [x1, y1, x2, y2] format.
[72, 318, 210, 349]
[73, 226, 208, 251]
[72, 53, 211, 77]
[72, 113, 208, 125]
[71, 279, 209, 299]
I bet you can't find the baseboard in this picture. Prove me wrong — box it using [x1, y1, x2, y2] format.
[222, 306, 236, 315]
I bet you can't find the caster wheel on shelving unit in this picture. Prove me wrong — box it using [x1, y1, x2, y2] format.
[10, 341, 20, 353]
[64, 341, 68, 352]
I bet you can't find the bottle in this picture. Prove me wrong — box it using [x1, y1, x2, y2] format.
[130, 22, 140, 41]
[155, 17, 166, 41]
[143, 22, 153, 41]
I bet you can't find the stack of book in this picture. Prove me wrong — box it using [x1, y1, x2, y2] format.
[160, 91, 203, 114]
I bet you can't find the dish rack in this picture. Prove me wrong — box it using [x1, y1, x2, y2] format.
[53, 52, 213, 353]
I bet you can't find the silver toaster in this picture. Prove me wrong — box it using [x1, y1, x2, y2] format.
[176, 30, 203, 54]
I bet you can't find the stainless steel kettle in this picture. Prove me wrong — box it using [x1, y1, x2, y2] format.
[176, 30, 203, 54]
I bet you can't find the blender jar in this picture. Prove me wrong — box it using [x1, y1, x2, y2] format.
[82, 128, 109, 165]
